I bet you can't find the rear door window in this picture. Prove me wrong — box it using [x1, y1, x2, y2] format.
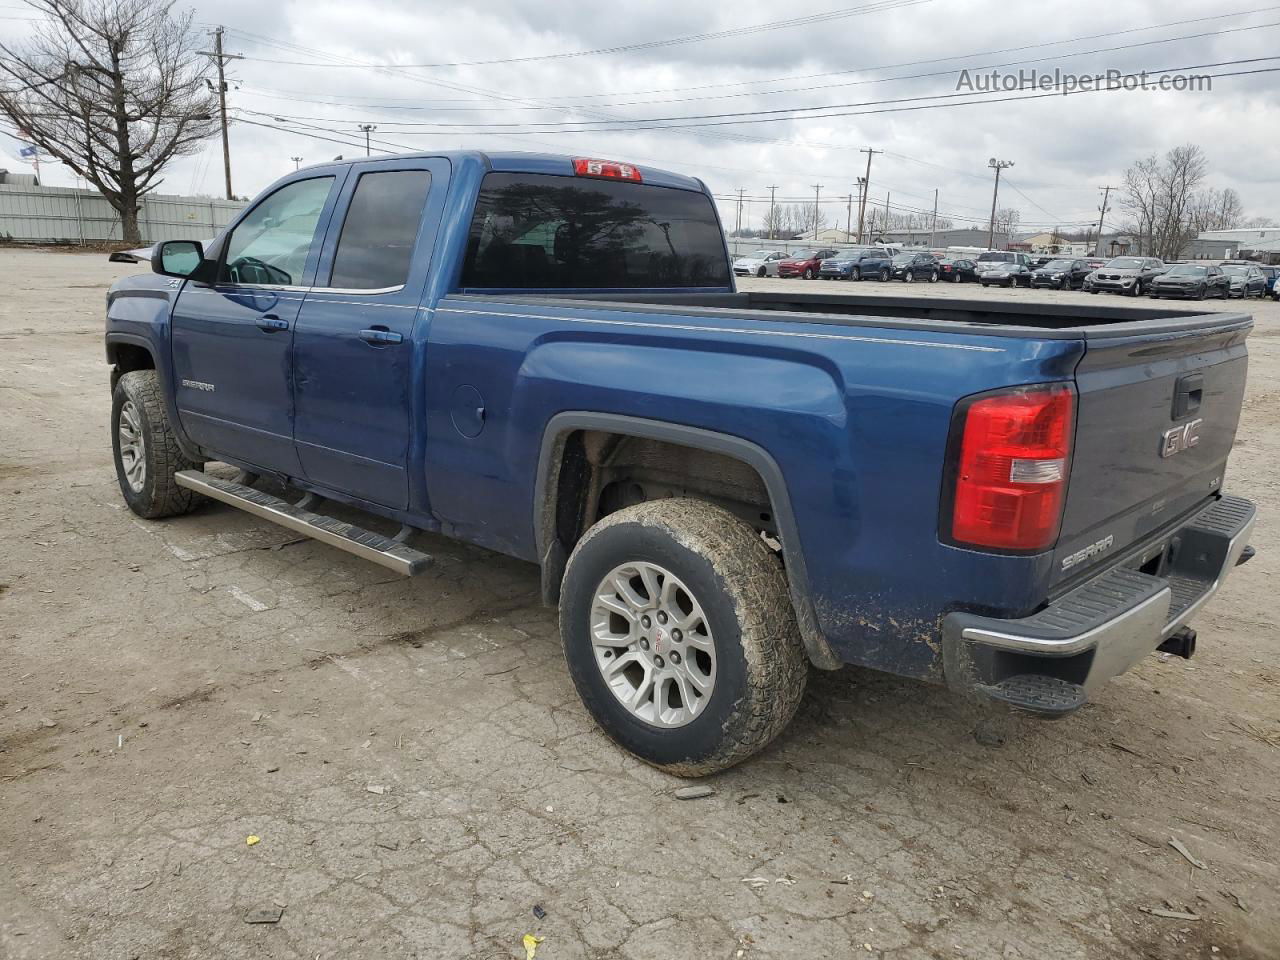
[329, 169, 433, 290]
[461, 172, 730, 289]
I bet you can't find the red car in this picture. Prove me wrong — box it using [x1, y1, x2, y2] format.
[776, 248, 839, 279]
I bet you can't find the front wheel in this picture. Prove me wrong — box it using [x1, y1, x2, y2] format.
[851, 267, 861, 281]
[929, 270, 939, 283]
[756, 267, 767, 278]
[802, 267, 815, 280]
[903, 271, 914, 283]
[559, 499, 807, 777]
[112, 370, 204, 519]
[878, 267, 890, 281]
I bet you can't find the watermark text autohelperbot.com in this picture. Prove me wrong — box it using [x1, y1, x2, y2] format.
[956, 68, 1212, 95]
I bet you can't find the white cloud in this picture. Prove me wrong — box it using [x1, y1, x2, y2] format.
[21, 0, 1280, 228]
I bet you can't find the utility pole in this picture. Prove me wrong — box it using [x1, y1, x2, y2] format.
[734, 187, 746, 236]
[291, 156, 303, 170]
[986, 158, 1015, 250]
[883, 191, 890, 239]
[845, 193, 853, 241]
[929, 188, 939, 247]
[1094, 184, 1114, 257]
[358, 124, 377, 156]
[811, 184, 823, 239]
[199, 27, 243, 201]
[767, 185, 778, 240]
[855, 177, 867, 242]
[856, 148, 882, 243]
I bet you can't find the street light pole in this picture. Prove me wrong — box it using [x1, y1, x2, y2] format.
[291, 156, 303, 170]
[811, 184, 823, 240]
[359, 124, 377, 156]
[986, 158, 1015, 250]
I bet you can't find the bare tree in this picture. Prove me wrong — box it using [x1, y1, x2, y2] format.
[1242, 215, 1276, 228]
[0, 0, 217, 243]
[794, 201, 827, 238]
[1121, 145, 1209, 259]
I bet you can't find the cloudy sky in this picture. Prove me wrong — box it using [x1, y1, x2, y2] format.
[5, 0, 1280, 234]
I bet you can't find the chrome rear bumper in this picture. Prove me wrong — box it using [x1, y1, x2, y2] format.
[942, 495, 1256, 713]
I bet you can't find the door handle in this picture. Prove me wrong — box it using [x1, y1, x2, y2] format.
[359, 327, 403, 345]
[256, 314, 290, 332]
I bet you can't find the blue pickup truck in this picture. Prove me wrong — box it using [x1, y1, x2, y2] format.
[106, 151, 1257, 775]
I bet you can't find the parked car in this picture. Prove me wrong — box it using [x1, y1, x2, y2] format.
[733, 249, 788, 278]
[1147, 263, 1230, 300]
[108, 150, 1257, 775]
[889, 252, 940, 282]
[979, 262, 1032, 287]
[1030, 258, 1092, 290]
[817, 246, 894, 280]
[973, 250, 1032, 282]
[936, 257, 978, 282]
[1086, 256, 1167, 296]
[1221, 264, 1268, 299]
[1254, 265, 1278, 300]
[777, 248, 839, 279]
[1031, 255, 1056, 269]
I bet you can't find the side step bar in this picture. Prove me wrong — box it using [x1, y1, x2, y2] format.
[175, 470, 432, 576]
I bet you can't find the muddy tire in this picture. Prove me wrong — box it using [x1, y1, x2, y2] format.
[559, 499, 807, 777]
[111, 370, 203, 519]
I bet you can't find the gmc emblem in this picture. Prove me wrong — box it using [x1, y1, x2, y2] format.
[1161, 418, 1202, 458]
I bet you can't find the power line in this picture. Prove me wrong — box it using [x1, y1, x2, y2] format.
[233, 56, 1280, 133]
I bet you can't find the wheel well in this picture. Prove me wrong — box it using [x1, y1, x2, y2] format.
[108, 342, 155, 390]
[542, 430, 777, 599]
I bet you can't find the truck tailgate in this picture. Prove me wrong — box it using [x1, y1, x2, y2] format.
[1052, 314, 1251, 585]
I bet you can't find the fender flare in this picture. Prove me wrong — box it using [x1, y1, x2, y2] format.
[534, 411, 840, 670]
[105, 333, 205, 463]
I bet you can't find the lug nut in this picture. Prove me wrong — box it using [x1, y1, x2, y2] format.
[671, 629, 682, 642]
[639, 639, 649, 650]
[641, 615, 651, 628]
[670, 651, 681, 665]
[654, 655, 665, 668]
[657, 611, 668, 624]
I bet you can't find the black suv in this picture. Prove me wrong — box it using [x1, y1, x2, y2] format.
[889, 252, 941, 282]
[1030, 258, 1092, 290]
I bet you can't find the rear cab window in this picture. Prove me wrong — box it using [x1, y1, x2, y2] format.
[460, 172, 730, 289]
[328, 169, 433, 289]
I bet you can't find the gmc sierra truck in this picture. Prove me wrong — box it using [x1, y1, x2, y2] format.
[105, 151, 1257, 775]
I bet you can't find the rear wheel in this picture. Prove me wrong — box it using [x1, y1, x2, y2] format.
[878, 267, 890, 281]
[559, 499, 807, 776]
[111, 370, 204, 519]
[929, 270, 939, 283]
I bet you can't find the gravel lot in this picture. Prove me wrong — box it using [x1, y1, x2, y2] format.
[2, 249, 1278, 960]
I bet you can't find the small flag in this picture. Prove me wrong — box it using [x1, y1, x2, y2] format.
[18, 144, 38, 159]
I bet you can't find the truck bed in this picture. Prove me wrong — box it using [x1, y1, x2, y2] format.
[531, 290, 1248, 336]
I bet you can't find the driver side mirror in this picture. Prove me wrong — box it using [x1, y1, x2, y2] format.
[152, 239, 204, 278]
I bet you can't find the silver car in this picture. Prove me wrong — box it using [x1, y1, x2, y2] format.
[733, 249, 788, 278]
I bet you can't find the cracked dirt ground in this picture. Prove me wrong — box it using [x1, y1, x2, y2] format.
[2, 248, 1278, 960]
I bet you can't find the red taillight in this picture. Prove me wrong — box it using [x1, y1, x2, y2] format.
[948, 384, 1074, 552]
[572, 157, 642, 182]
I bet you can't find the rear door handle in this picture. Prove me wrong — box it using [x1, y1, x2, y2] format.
[359, 327, 403, 345]
[256, 314, 290, 332]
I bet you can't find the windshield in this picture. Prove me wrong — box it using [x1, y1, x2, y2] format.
[1043, 259, 1073, 270]
[977, 252, 1013, 262]
[891, 254, 914, 264]
[787, 250, 816, 259]
[1166, 265, 1208, 277]
[461, 172, 731, 289]
[1107, 257, 1143, 269]
[1221, 265, 1248, 276]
